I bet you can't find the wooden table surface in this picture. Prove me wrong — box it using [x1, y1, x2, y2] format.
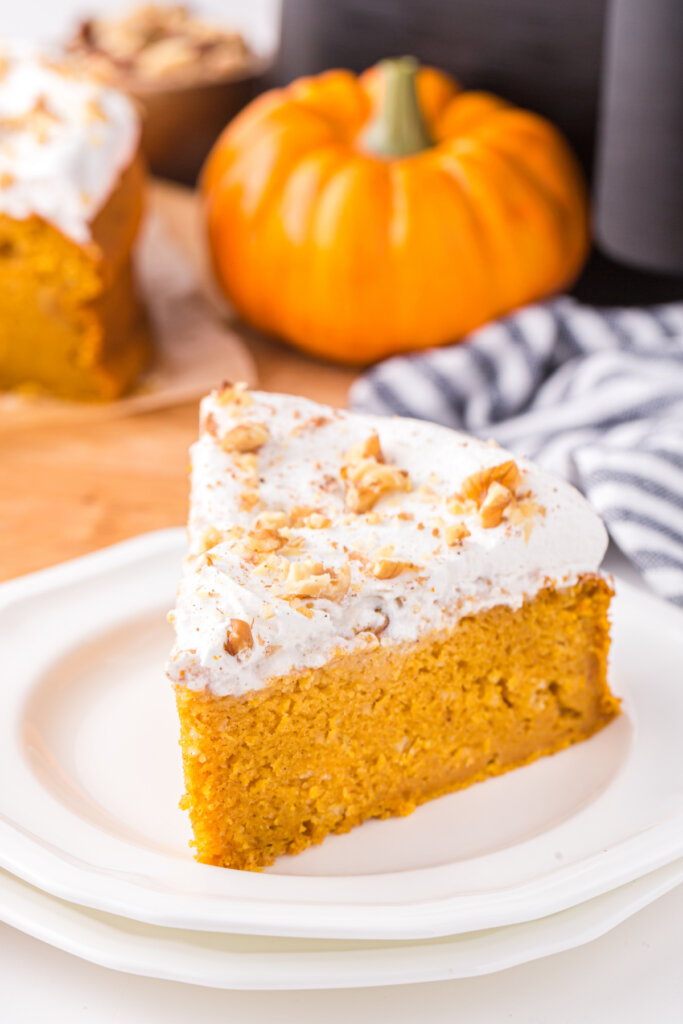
[0, 181, 359, 582]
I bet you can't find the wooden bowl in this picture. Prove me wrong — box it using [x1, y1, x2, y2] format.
[121, 57, 271, 185]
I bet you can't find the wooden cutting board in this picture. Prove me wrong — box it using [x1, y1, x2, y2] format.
[0, 181, 358, 582]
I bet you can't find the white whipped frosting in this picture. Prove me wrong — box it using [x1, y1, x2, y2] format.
[0, 42, 139, 243]
[167, 389, 609, 698]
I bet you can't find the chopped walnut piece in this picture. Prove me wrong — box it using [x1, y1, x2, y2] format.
[239, 528, 286, 557]
[223, 618, 253, 655]
[505, 498, 546, 542]
[341, 430, 412, 512]
[197, 525, 224, 553]
[479, 482, 514, 528]
[445, 495, 472, 516]
[233, 453, 258, 481]
[289, 505, 313, 523]
[254, 510, 289, 530]
[202, 411, 219, 438]
[235, 513, 304, 562]
[371, 559, 418, 580]
[252, 553, 290, 579]
[196, 524, 244, 559]
[451, 459, 527, 530]
[281, 559, 350, 600]
[342, 457, 411, 514]
[220, 421, 269, 453]
[239, 489, 262, 512]
[278, 536, 306, 557]
[445, 522, 470, 546]
[290, 599, 316, 618]
[304, 512, 331, 529]
[289, 504, 330, 526]
[215, 381, 252, 408]
[345, 431, 383, 464]
[460, 460, 521, 506]
[505, 499, 546, 525]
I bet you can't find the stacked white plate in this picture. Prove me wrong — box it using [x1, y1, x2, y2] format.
[1, 529, 682, 990]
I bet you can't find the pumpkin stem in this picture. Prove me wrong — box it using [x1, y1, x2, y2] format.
[361, 56, 433, 158]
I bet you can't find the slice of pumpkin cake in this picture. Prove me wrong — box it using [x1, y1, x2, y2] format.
[0, 44, 150, 401]
[167, 384, 618, 871]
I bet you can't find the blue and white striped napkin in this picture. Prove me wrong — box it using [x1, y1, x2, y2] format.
[350, 297, 683, 606]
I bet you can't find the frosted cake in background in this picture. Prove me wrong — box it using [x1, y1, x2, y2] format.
[0, 43, 150, 400]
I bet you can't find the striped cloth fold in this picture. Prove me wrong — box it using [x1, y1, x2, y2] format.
[350, 297, 683, 606]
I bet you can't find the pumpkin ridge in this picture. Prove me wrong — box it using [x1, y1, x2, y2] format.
[414, 66, 461, 126]
[284, 98, 361, 144]
[479, 111, 586, 204]
[478, 129, 587, 281]
[278, 149, 358, 344]
[433, 152, 506, 316]
[435, 91, 511, 141]
[250, 148, 358, 336]
[443, 140, 543, 307]
[307, 157, 394, 357]
[288, 70, 369, 141]
[215, 90, 287, 151]
[227, 117, 342, 225]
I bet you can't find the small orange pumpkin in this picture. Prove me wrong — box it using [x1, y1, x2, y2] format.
[202, 57, 589, 365]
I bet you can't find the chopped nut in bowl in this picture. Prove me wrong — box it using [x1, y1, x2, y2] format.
[64, 4, 272, 183]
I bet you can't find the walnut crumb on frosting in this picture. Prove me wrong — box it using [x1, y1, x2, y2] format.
[460, 461, 521, 505]
[223, 618, 253, 655]
[341, 432, 411, 513]
[451, 460, 546, 532]
[197, 524, 245, 555]
[371, 559, 418, 580]
[445, 522, 470, 546]
[280, 559, 350, 600]
[220, 421, 269, 453]
[215, 381, 253, 408]
[479, 481, 514, 528]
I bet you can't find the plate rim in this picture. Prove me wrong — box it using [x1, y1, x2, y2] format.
[1, 529, 683, 941]
[1, 859, 682, 991]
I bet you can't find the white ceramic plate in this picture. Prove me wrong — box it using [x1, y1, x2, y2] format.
[1, 860, 682, 991]
[1, 530, 682, 940]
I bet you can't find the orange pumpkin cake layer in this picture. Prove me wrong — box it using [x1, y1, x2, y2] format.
[0, 46, 151, 401]
[167, 387, 618, 870]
